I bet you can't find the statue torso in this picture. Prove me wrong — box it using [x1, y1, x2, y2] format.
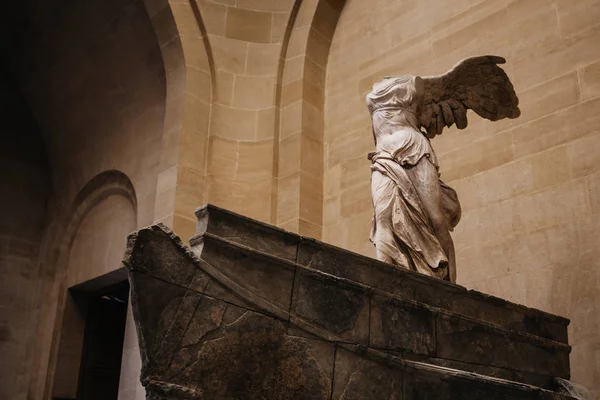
[367, 77, 437, 167]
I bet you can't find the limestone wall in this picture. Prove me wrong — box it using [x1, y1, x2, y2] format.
[0, 73, 50, 400]
[324, 0, 600, 394]
[6, 0, 167, 227]
[2, 0, 599, 397]
[1, 0, 167, 398]
[200, 0, 295, 227]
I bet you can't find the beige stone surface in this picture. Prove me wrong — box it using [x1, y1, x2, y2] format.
[65, 195, 136, 288]
[232, 75, 276, 109]
[246, 43, 281, 76]
[0, 0, 168, 398]
[579, 59, 600, 101]
[117, 303, 145, 400]
[51, 194, 137, 400]
[277, 172, 301, 224]
[3, 0, 599, 397]
[210, 104, 258, 140]
[210, 35, 249, 74]
[257, 107, 276, 139]
[279, 133, 302, 177]
[324, 0, 600, 392]
[196, 0, 298, 227]
[0, 76, 49, 400]
[271, 12, 291, 43]
[238, 139, 275, 183]
[225, 7, 272, 43]
[281, 101, 303, 138]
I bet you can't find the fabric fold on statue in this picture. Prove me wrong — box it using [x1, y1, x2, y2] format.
[369, 150, 460, 280]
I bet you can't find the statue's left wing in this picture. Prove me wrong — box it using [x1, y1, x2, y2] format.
[419, 55, 520, 138]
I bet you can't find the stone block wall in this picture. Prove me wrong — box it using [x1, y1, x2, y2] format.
[1, 0, 167, 398]
[1, 0, 599, 397]
[200, 0, 295, 229]
[0, 72, 50, 400]
[6, 0, 167, 228]
[323, 0, 600, 394]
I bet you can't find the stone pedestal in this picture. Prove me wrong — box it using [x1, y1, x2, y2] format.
[123, 204, 579, 399]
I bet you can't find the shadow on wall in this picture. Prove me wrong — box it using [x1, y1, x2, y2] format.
[0, 59, 51, 400]
[43, 170, 137, 399]
[0, 0, 170, 399]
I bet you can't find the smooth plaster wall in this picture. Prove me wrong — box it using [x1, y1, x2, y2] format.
[324, 0, 600, 394]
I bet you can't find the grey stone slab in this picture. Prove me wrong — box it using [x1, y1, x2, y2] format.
[150, 307, 333, 400]
[467, 289, 569, 344]
[297, 238, 381, 288]
[332, 346, 572, 400]
[399, 353, 555, 389]
[291, 268, 370, 344]
[194, 204, 569, 344]
[332, 346, 404, 400]
[193, 204, 300, 262]
[124, 224, 205, 289]
[435, 313, 571, 378]
[152, 290, 203, 374]
[187, 267, 211, 294]
[128, 271, 194, 375]
[125, 216, 580, 399]
[297, 235, 569, 345]
[398, 275, 569, 345]
[402, 364, 559, 400]
[202, 274, 261, 313]
[158, 294, 230, 384]
[369, 293, 436, 356]
[369, 291, 567, 385]
[200, 234, 296, 313]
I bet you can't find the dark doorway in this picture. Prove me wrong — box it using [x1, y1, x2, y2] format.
[75, 281, 129, 400]
[52, 269, 131, 400]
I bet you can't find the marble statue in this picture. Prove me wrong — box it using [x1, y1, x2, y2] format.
[367, 55, 520, 282]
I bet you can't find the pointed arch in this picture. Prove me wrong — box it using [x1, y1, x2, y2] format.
[34, 170, 137, 398]
[274, 0, 347, 238]
[141, 0, 216, 239]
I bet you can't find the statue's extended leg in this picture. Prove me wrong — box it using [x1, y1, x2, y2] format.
[371, 170, 411, 268]
[406, 157, 456, 282]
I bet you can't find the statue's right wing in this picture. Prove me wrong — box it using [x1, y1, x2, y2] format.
[419, 55, 521, 138]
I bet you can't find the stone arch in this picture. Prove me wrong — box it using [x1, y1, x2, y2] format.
[10, 0, 171, 394]
[38, 170, 137, 293]
[35, 170, 138, 399]
[59, 170, 138, 270]
[194, 0, 299, 225]
[142, 0, 216, 239]
[22, 2, 216, 394]
[274, 0, 346, 238]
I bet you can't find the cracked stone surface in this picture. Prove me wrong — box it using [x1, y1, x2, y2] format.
[123, 210, 583, 399]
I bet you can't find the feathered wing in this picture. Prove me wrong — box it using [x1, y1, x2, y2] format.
[419, 55, 521, 138]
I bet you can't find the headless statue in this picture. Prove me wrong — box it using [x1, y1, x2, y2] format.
[366, 56, 520, 282]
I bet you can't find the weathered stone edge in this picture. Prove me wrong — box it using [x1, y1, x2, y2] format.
[193, 203, 570, 327]
[200, 231, 571, 354]
[342, 343, 573, 400]
[123, 223, 575, 399]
